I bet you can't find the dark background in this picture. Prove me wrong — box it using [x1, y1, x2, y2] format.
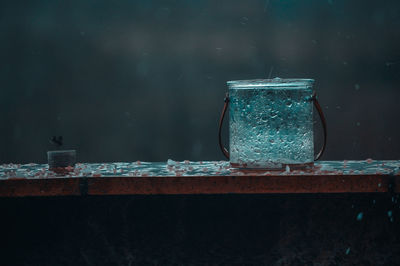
[1, 0, 400, 164]
[1, 194, 400, 265]
[1, 1, 400, 265]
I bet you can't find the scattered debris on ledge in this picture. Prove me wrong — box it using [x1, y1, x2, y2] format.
[0, 160, 399, 197]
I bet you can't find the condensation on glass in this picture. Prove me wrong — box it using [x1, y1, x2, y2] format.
[227, 78, 314, 169]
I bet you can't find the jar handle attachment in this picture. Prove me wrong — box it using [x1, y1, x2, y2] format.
[218, 91, 327, 161]
[218, 93, 230, 159]
[311, 91, 327, 161]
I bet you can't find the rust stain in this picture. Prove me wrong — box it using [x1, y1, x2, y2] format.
[1, 161, 399, 197]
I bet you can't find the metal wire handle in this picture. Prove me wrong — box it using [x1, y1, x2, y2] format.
[218, 91, 327, 160]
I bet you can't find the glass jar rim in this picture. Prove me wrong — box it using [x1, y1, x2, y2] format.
[227, 78, 314, 88]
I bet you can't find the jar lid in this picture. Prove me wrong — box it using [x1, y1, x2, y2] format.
[227, 78, 314, 89]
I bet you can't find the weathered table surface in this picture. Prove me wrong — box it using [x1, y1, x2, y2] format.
[0, 160, 399, 197]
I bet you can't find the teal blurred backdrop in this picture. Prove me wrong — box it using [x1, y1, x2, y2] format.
[1, 0, 399, 163]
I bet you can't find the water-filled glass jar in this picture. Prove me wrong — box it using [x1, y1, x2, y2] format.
[219, 78, 326, 169]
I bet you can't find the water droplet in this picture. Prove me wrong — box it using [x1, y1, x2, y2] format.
[285, 165, 290, 172]
[388, 210, 393, 218]
[356, 212, 363, 221]
[345, 247, 351, 255]
[167, 159, 177, 167]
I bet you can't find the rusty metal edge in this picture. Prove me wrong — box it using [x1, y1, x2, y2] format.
[86, 175, 395, 195]
[0, 174, 398, 197]
[0, 178, 81, 197]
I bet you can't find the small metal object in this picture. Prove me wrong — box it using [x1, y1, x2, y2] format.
[47, 135, 76, 173]
[47, 150, 76, 172]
